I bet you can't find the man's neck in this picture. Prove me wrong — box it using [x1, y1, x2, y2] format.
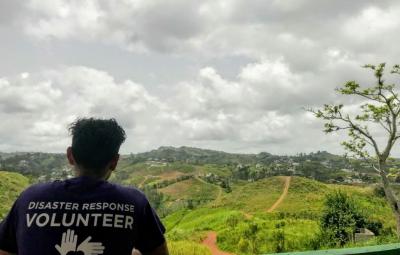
[74, 168, 110, 181]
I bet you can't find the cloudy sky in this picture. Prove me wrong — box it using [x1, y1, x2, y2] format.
[1, 0, 400, 155]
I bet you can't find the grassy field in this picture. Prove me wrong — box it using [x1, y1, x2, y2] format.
[218, 177, 285, 213]
[276, 177, 395, 228]
[162, 176, 397, 254]
[196, 164, 233, 178]
[164, 207, 321, 254]
[0, 166, 397, 254]
[0, 171, 29, 219]
[110, 162, 198, 187]
[160, 178, 220, 208]
[168, 241, 211, 255]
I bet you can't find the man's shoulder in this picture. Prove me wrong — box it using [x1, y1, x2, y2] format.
[16, 180, 149, 209]
[18, 181, 60, 199]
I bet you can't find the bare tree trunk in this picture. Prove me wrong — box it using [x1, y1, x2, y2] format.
[396, 212, 400, 238]
[379, 161, 400, 237]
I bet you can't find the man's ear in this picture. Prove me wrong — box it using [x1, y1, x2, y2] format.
[109, 154, 120, 171]
[67, 147, 75, 166]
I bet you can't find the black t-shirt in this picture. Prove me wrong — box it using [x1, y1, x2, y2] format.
[0, 176, 166, 255]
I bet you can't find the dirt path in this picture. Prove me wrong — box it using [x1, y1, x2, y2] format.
[201, 177, 291, 254]
[243, 212, 253, 219]
[213, 185, 223, 207]
[138, 174, 160, 188]
[202, 232, 234, 255]
[195, 176, 223, 207]
[267, 176, 291, 212]
[138, 176, 149, 188]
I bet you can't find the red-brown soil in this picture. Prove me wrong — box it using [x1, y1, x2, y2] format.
[202, 231, 234, 255]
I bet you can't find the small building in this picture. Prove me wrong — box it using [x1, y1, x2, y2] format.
[341, 168, 354, 173]
[355, 228, 375, 243]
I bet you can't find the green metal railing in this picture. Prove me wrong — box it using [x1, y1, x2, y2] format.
[267, 243, 400, 255]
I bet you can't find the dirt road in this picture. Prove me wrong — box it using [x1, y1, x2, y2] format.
[138, 176, 149, 187]
[202, 176, 291, 255]
[195, 176, 223, 207]
[202, 232, 234, 255]
[267, 176, 291, 212]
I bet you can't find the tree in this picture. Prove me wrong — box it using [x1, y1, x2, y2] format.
[233, 164, 250, 180]
[142, 186, 164, 210]
[310, 63, 400, 236]
[186, 199, 194, 209]
[272, 230, 285, 252]
[221, 179, 232, 193]
[320, 191, 365, 247]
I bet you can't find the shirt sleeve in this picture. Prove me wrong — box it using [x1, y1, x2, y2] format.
[0, 200, 19, 253]
[135, 199, 166, 253]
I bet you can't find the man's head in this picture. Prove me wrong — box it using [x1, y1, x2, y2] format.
[67, 118, 126, 178]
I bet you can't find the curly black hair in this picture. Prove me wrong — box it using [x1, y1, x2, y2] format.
[68, 118, 126, 171]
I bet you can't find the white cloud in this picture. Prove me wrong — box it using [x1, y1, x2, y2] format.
[0, 56, 395, 155]
[12, 0, 400, 79]
[2, 0, 400, 155]
[23, 0, 208, 52]
[0, 60, 327, 153]
[164, 58, 351, 151]
[20, 72, 30, 79]
[0, 66, 165, 152]
[25, 0, 105, 40]
[343, 6, 400, 42]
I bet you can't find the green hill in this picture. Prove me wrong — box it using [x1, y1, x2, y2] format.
[0, 147, 386, 183]
[110, 161, 197, 186]
[163, 176, 396, 254]
[0, 147, 398, 254]
[128, 146, 266, 165]
[0, 152, 68, 177]
[0, 171, 29, 219]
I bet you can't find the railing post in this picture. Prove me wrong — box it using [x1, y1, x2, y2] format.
[265, 243, 400, 255]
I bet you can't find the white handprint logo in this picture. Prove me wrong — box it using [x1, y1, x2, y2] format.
[55, 229, 105, 255]
[55, 229, 78, 255]
[77, 236, 105, 255]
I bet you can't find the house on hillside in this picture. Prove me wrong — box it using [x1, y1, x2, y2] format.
[341, 168, 354, 173]
[355, 228, 375, 243]
[321, 160, 332, 168]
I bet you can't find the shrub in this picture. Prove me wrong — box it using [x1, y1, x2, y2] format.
[320, 190, 365, 247]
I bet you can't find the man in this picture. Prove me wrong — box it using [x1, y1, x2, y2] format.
[0, 118, 168, 255]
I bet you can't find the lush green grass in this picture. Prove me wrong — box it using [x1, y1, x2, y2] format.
[276, 177, 395, 229]
[219, 177, 285, 213]
[273, 176, 332, 217]
[113, 171, 396, 254]
[168, 241, 211, 255]
[197, 164, 233, 178]
[0, 171, 29, 219]
[1, 163, 396, 254]
[165, 208, 244, 233]
[161, 176, 397, 254]
[218, 217, 320, 254]
[164, 207, 320, 254]
[111, 162, 197, 187]
[160, 178, 219, 203]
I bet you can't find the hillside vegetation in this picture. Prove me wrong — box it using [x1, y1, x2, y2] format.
[164, 176, 395, 254]
[1, 147, 399, 254]
[168, 241, 211, 255]
[0, 171, 29, 219]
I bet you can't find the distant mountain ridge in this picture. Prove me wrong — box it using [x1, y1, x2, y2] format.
[128, 146, 341, 165]
[129, 146, 272, 164]
[0, 146, 341, 162]
[0, 146, 345, 177]
[0, 152, 69, 177]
